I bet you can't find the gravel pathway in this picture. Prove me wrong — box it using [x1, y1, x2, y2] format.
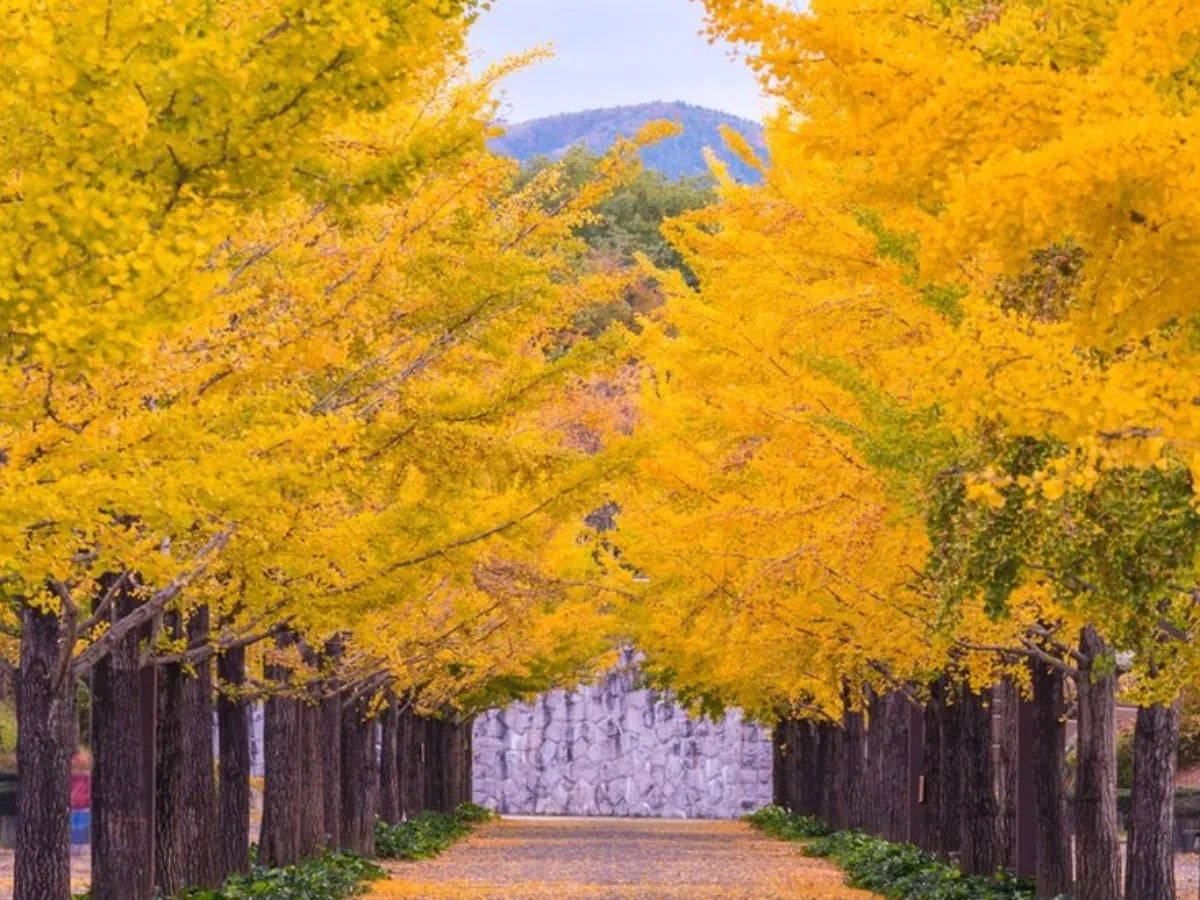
[369, 816, 877, 899]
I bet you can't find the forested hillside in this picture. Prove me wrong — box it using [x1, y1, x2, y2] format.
[490, 101, 765, 182]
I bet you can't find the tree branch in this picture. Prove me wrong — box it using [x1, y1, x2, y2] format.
[71, 528, 234, 677]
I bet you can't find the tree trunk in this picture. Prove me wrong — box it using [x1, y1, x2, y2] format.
[340, 698, 379, 855]
[922, 678, 946, 857]
[154, 614, 187, 895]
[995, 678, 1019, 871]
[794, 721, 814, 815]
[1125, 700, 1180, 900]
[1075, 626, 1121, 900]
[425, 717, 452, 813]
[321, 691, 343, 847]
[938, 682, 963, 857]
[298, 699, 326, 857]
[379, 695, 401, 824]
[839, 704, 866, 830]
[216, 646, 250, 877]
[260, 636, 302, 867]
[880, 692, 911, 843]
[825, 721, 843, 827]
[91, 582, 152, 900]
[461, 718, 473, 807]
[178, 607, 219, 888]
[15, 605, 72, 900]
[959, 684, 1001, 876]
[399, 707, 426, 819]
[813, 722, 832, 819]
[1031, 661, 1072, 898]
[449, 717, 472, 808]
[772, 719, 790, 808]
[866, 691, 886, 834]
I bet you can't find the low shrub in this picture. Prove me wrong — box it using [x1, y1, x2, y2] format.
[744, 805, 830, 839]
[806, 831, 1038, 900]
[452, 802, 497, 824]
[175, 850, 384, 900]
[374, 802, 496, 860]
[747, 807, 1048, 900]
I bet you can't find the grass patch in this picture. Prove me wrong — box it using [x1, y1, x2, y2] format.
[374, 802, 496, 861]
[746, 806, 1049, 900]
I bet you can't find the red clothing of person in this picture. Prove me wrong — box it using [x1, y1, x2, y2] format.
[70, 771, 90, 810]
[69, 750, 91, 811]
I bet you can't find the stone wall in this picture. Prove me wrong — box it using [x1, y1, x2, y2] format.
[472, 653, 772, 818]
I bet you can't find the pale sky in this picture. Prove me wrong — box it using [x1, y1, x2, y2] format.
[469, 0, 768, 123]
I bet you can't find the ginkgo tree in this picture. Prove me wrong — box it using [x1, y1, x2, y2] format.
[0, 0, 676, 895]
[599, 0, 1200, 898]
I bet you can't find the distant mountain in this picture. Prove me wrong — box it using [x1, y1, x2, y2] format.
[490, 101, 766, 183]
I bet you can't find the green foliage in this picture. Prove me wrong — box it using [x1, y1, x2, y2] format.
[374, 803, 495, 860]
[451, 802, 497, 824]
[852, 208, 966, 325]
[173, 851, 383, 900]
[518, 146, 716, 275]
[747, 808, 1045, 899]
[854, 209, 919, 270]
[806, 831, 1041, 900]
[744, 805, 831, 839]
[925, 436, 1059, 619]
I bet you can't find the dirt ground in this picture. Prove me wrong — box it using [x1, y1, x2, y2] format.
[369, 816, 877, 899]
[0, 825, 1192, 898]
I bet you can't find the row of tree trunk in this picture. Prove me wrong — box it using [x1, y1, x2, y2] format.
[257, 683, 474, 866]
[773, 640, 1181, 899]
[13, 605, 475, 900]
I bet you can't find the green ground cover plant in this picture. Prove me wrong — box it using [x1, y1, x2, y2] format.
[746, 806, 1049, 900]
[374, 803, 496, 861]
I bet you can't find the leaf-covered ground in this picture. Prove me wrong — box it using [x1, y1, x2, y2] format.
[368, 816, 876, 898]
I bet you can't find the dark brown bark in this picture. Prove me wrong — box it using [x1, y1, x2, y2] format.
[1031, 661, 1072, 898]
[922, 678, 947, 857]
[15, 605, 72, 900]
[298, 699, 326, 857]
[938, 682, 963, 857]
[259, 634, 302, 867]
[179, 607, 219, 888]
[424, 717, 452, 813]
[772, 719, 790, 808]
[879, 692, 911, 843]
[959, 684, 1002, 876]
[91, 581, 153, 900]
[866, 691, 886, 834]
[838, 704, 866, 830]
[216, 646, 250, 877]
[816, 721, 837, 822]
[788, 720, 804, 815]
[321, 691, 343, 847]
[461, 718, 474, 806]
[399, 706, 427, 819]
[995, 678, 1020, 871]
[450, 717, 473, 808]
[379, 694, 401, 823]
[154, 613, 186, 895]
[794, 721, 814, 815]
[1075, 626, 1121, 900]
[340, 698, 379, 855]
[1125, 701, 1180, 900]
